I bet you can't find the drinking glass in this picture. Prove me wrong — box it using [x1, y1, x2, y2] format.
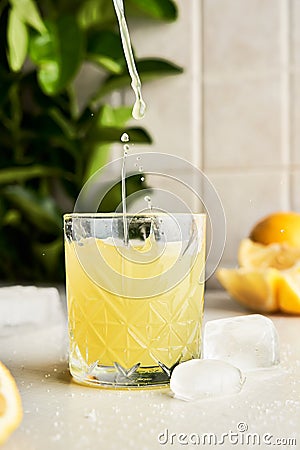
[64, 213, 206, 388]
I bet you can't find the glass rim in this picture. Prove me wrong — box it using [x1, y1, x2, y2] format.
[63, 212, 207, 220]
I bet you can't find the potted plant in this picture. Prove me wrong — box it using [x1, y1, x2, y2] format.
[0, 0, 182, 282]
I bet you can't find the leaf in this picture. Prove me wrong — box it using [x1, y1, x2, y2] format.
[29, 16, 84, 95]
[87, 126, 152, 144]
[7, 8, 28, 72]
[77, 0, 115, 29]
[0, 165, 65, 185]
[83, 143, 111, 181]
[98, 174, 148, 212]
[86, 30, 125, 74]
[9, 0, 46, 33]
[98, 105, 132, 127]
[3, 185, 62, 234]
[127, 0, 178, 21]
[93, 58, 183, 100]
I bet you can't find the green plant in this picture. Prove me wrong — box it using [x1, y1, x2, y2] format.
[0, 0, 182, 282]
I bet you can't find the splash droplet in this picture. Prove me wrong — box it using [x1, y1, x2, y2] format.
[121, 133, 130, 143]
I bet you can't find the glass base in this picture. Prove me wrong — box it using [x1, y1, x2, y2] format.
[70, 363, 173, 389]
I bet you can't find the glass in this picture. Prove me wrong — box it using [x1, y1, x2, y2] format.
[64, 213, 206, 388]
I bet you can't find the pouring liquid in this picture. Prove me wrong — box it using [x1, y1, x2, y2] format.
[112, 0, 146, 120]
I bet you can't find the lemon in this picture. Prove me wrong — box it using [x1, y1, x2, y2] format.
[238, 238, 300, 270]
[217, 268, 279, 313]
[0, 361, 22, 445]
[277, 266, 300, 314]
[250, 212, 300, 247]
[218, 212, 300, 314]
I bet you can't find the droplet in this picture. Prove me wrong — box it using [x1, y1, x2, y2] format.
[124, 144, 130, 152]
[138, 166, 143, 172]
[121, 133, 130, 143]
[141, 177, 145, 182]
[137, 156, 141, 161]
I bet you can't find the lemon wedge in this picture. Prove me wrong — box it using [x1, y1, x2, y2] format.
[0, 361, 22, 445]
[278, 266, 300, 314]
[217, 267, 280, 313]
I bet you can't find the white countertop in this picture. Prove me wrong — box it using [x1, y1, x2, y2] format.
[1, 291, 300, 450]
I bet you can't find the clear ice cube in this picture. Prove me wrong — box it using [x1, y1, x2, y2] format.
[203, 314, 280, 371]
[170, 359, 244, 401]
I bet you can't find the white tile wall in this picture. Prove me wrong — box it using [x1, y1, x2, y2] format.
[291, 75, 300, 164]
[203, 0, 281, 74]
[291, 171, 300, 210]
[203, 77, 282, 170]
[83, 0, 300, 275]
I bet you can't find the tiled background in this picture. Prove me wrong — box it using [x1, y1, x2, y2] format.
[116, 0, 299, 279]
[77, 1, 300, 281]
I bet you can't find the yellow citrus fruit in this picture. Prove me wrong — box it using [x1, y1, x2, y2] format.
[238, 238, 300, 270]
[250, 212, 300, 247]
[277, 266, 300, 314]
[0, 361, 22, 445]
[217, 267, 279, 313]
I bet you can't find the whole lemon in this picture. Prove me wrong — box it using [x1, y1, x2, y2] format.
[249, 212, 300, 248]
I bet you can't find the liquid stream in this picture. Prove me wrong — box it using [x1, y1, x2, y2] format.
[121, 133, 130, 245]
[112, 0, 146, 120]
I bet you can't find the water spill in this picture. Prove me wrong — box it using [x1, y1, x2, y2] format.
[112, 0, 146, 120]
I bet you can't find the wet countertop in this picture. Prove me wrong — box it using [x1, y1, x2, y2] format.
[1, 290, 300, 450]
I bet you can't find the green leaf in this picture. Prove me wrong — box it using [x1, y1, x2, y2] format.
[7, 8, 28, 72]
[87, 126, 152, 144]
[0, 165, 65, 185]
[78, 0, 115, 29]
[98, 174, 148, 212]
[9, 0, 46, 33]
[86, 30, 125, 74]
[3, 185, 62, 234]
[29, 16, 84, 95]
[93, 58, 183, 100]
[83, 143, 111, 181]
[127, 0, 178, 21]
[98, 105, 132, 127]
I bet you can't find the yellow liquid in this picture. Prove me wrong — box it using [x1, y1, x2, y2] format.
[65, 236, 205, 385]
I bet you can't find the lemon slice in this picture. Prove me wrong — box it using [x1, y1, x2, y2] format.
[238, 238, 300, 270]
[217, 267, 280, 313]
[0, 361, 22, 445]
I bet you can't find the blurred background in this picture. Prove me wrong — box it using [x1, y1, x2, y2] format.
[0, 0, 299, 283]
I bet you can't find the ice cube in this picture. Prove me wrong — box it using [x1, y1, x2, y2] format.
[203, 314, 280, 370]
[170, 359, 244, 401]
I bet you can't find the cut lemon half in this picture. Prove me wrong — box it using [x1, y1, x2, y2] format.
[238, 238, 300, 270]
[0, 362, 22, 445]
[217, 267, 280, 313]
